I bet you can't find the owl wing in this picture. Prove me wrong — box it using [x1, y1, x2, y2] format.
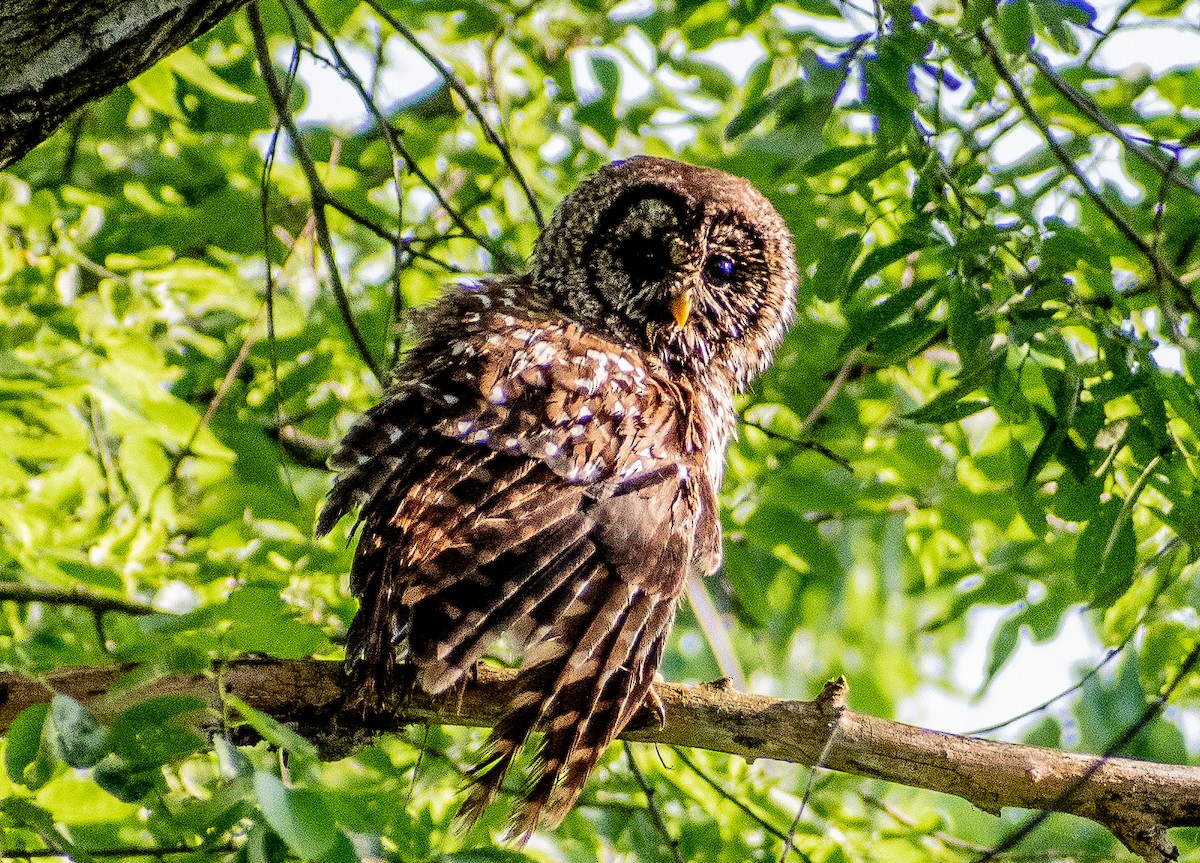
[318, 284, 720, 836]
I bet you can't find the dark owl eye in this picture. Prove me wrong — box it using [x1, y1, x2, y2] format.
[704, 255, 737, 284]
[618, 238, 673, 284]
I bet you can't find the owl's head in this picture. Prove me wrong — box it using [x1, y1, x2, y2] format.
[531, 156, 797, 388]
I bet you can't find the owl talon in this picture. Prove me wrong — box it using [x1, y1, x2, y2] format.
[644, 683, 666, 728]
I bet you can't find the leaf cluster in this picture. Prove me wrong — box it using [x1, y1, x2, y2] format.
[2, 0, 1199, 858]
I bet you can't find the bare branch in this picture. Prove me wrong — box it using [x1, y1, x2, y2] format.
[977, 30, 1190, 301]
[285, 0, 512, 268]
[361, 0, 546, 230]
[1027, 52, 1199, 202]
[248, 1, 382, 381]
[625, 743, 686, 863]
[0, 583, 153, 617]
[3, 660, 1198, 861]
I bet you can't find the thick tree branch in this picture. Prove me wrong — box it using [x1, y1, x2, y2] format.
[1, 660, 1196, 861]
[0, 0, 251, 170]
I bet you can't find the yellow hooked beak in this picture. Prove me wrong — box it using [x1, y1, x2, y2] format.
[669, 290, 692, 329]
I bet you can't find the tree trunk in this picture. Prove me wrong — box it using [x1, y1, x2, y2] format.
[0, 0, 250, 169]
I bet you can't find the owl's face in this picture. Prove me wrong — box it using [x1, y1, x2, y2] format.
[532, 157, 797, 388]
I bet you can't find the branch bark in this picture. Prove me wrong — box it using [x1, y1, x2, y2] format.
[1, 660, 1196, 861]
[0, 0, 250, 170]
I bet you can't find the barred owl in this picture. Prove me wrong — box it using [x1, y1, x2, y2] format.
[318, 156, 797, 839]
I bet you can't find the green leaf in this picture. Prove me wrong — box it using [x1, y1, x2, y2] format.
[226, 695, 320, 762]
[1031, 0, 1091, 52]
[167, 46, 256, 103]
[981, 611, 1023, 691]
[844, 237, 925, 298]
[5, 704, 50, 785]
[842, 279, 934, 352]
[128, 62, 183, 119]
[999, 0, 1034, 54]
[869, 317, 945, 365]
[809, 234, 861, 302]
[0, 798, 93, 862]
[1134, 0, 1190, 14]
[903, 339, 1007, 424]
[50, 695, 109, 768]
[1023, 373, 1080, 487]
[245, 824, 290, 863]
[93, 753, 160, 803]
[222, 584, 327, 659]
[799, 144, 874, 176]
[215, 735, 256, 779]
[254, 771, 340, 862]
[1022, 715, 1063, 748]
[1154, 372, 1200, 437]
[590, 55, 620, 99]
[1074, 499, 1137, 607]
[109, 696, 206, 767]
[726, 94, 773, 139]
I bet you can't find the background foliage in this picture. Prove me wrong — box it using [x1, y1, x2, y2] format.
[2, 0, 1199, 858]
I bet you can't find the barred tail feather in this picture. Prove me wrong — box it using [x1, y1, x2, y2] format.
[453, 566, 609, 829]
[510, 591, 674, 840]
[456, 575, 680, 844]
[538, 595, 674, 827]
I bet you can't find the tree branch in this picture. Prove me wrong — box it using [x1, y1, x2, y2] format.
[977, 29, 1190, 301]
[1, 660, 1196, 861]
[0, 583, 153, 616]
[0, 0, 251, 169]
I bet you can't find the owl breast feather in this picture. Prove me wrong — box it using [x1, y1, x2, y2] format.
[421, 282, 709, 497]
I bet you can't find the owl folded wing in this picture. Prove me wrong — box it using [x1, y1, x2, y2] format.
[422, 303, 705, 493]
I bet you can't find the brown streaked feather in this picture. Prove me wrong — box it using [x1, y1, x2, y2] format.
[453, 470, 695, 838]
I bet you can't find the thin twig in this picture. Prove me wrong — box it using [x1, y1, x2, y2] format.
[82, 394, 122, 505]
[254, 31, 302, 505]
[672, 747, 816, 859]
[1027, 52, 1198, 201]
[962, 647, 1122, 737]
[779, 680, 845, 863]
[1083, 0, 1138, 67]
[0, 582, 153, 616]
[861, 793, 1112, 861]
[625, 742, 686, 863]
[165, 303, 266, 484]
[0, 846, 234, 859]
[248, 2, 382, 380]
[800, 346, 862, 435]
[973, 640, 1200, 863]
[361, 0, 545, 229]
[288, 0, 509, 268]
[739, 419, 853, 471]
[685, 575, 746, 690]
[977, 29, 1189, 300]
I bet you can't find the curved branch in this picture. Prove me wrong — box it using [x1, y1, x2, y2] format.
[248, 2, 382, 381]
[1, 660, 1196, 861]
[977, 29, 1189, 300]
[361, 0, 546, 230]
